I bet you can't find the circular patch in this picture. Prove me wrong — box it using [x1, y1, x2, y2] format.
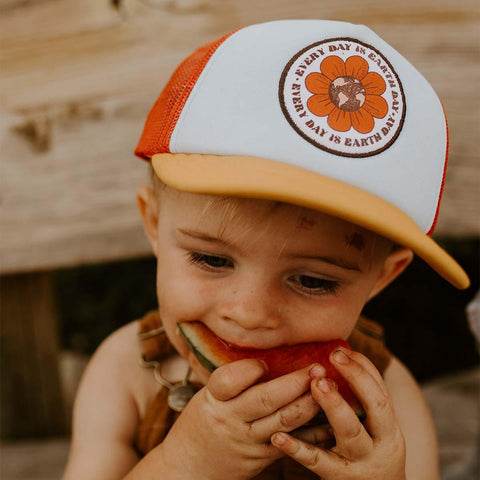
[279, 38, 406, 157]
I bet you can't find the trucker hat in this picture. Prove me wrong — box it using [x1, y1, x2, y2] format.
[135, 19, 470, 289]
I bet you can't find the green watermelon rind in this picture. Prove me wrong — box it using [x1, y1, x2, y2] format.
[178, 322, 221, 373]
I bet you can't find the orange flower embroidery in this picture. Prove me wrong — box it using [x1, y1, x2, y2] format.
[305, 55, 388, 134]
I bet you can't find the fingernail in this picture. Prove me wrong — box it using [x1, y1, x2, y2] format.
[333, 349, 350, 365]
[317, 378, 337, 393]
[309, 364, 326, 378]
[259, 360, 269, 372]
[317, 378, 330, 393]
[272, 432, 287, 446]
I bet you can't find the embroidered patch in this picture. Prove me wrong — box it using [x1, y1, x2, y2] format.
[279, 38, 406, 157]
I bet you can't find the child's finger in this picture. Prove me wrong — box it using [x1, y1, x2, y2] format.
[337, 347, 389, 396]
[311, 377, 373, 459]
[271, 432, 342, 478]
[207, 359, 267, 401]
[233, 363, 324, 421]
[249, 392, 321, 441]
[330, 349, 397, 440]
[290, 424, 334, 446]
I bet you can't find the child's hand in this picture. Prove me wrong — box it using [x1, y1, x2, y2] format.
[157, 358, 325, 480]
[271, 348, 407, 480]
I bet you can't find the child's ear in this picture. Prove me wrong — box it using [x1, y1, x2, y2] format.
[368, 247, 414, 300]
[137, 186, 159, 257]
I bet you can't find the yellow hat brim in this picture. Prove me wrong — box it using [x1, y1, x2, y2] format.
[152, 153, 470, 289]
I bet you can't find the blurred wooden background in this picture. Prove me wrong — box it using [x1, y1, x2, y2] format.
[1, 0, 479, 438]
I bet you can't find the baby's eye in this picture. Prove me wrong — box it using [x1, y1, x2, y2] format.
[188, 252, 233, 270]
[290, 275, 340, 295]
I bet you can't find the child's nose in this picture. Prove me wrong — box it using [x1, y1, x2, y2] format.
[218, 279, 282, 330]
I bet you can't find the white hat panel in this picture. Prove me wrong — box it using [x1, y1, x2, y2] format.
[170, 20, 447, 233]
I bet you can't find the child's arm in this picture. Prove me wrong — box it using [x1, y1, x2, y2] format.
[270, 349, 439, 480]
[62, 323, 142, 480]
[384, 357, 440, 480]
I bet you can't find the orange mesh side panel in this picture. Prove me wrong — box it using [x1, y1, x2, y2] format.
[135, 29, 240, 160]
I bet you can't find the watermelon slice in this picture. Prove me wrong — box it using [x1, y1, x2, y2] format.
[178, 321, 364, 424]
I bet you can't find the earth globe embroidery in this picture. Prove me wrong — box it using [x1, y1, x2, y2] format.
[305, 55, 388, 134]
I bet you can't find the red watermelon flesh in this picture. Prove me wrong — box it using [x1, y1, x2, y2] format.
[178, 321, 364, 421]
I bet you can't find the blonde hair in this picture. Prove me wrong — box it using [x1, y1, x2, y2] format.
[149, 164, 284, 244]
[148, 164, 396, 264]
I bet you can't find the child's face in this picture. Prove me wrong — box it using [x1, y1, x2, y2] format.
[147, 187, 399, 381]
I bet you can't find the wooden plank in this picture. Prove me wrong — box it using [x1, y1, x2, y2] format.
[0, 272, 66, 438]
[1, 0, 478, 274]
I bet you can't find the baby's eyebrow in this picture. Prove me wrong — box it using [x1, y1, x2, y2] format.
[176, 228, 237, 249]
[287, 253, 362, 272]
[178, 229, 361, 272]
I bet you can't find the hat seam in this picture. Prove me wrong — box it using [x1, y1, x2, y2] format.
[426, 103, 449, 236]
[171, 28, 244, 152]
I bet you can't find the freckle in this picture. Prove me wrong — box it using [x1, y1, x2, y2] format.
[345, 232, 366, 251]
[296, 216, 316, 230]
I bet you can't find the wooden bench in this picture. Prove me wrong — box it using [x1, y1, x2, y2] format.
[1, 0, 478, 438]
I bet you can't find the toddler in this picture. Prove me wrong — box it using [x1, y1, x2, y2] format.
[63, 20, 470, 480]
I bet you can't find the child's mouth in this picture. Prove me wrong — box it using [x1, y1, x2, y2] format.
[189, 321, 280, 351]
[177, 321, 347, 379]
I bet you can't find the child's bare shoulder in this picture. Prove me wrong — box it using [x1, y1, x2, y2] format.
[63, 321, 165, 479]
[384, 356, 425, 410]
[384, 357, 439, 478]
[90, 321, 142, 376]
[80, 321, 162, 415]
[77, 320, 172, 438]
